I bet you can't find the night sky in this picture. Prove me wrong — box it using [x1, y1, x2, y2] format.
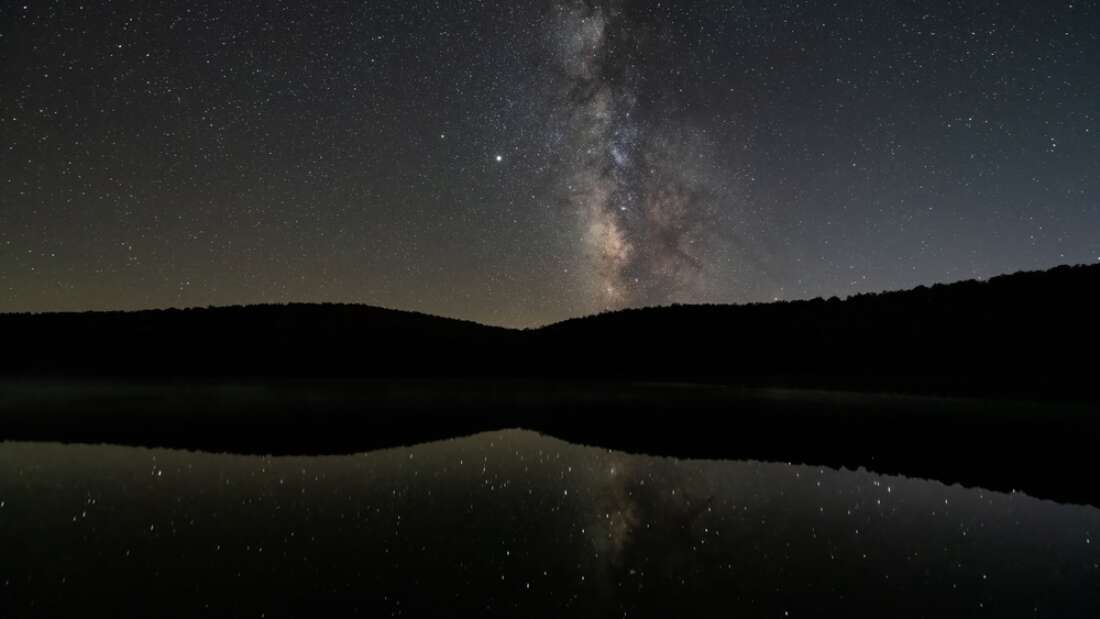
[2, 1, 1098, 327]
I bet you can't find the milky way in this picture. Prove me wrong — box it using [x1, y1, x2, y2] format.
[546, 1, 721, 309]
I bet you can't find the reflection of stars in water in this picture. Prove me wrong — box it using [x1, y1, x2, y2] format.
[6, 430, 1100, 617]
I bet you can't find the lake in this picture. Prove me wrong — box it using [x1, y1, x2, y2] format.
[2, 429, 1097, 617]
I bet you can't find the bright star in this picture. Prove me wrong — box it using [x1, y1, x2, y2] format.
[495, 154, 503, 162]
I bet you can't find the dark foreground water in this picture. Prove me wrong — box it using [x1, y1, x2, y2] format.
[1, 430, 1097, 618]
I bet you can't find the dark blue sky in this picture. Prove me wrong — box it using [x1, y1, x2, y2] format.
[2, 1, 1097, 326]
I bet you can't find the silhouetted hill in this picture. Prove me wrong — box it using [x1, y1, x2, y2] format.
[0, 303, 511, 378]
[533, 263, 1100, 397]
[2, 263, 1097, 397]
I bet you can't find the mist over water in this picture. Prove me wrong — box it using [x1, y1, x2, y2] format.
[2, 430, 1097, 617]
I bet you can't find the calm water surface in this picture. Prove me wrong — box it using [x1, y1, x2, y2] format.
[1, 430, 1097, 617]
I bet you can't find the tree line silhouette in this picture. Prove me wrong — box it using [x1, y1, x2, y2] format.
[1, 263, 1097, 398]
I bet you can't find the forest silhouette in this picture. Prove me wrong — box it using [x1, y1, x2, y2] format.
[2, 263, 1096, 399]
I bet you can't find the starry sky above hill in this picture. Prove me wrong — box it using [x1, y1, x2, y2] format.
[2, 1, 1098, 326]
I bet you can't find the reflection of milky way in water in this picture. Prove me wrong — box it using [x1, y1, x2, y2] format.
[2, 430, 1098, 617]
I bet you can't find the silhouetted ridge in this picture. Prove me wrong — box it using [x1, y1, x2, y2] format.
[2, 264, 1097, 397]
[0, 303, 509, 378]
[534, 263, 1099, 395]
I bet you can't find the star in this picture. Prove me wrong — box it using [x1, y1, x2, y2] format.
[495, 154, 503, 163]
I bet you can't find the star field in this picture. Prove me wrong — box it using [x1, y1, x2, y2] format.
[2, 1, 1098, 326]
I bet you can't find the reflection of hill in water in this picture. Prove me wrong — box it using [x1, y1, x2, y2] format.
[3, 430, 1098, 617]
[4, 380, 1098, 508]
